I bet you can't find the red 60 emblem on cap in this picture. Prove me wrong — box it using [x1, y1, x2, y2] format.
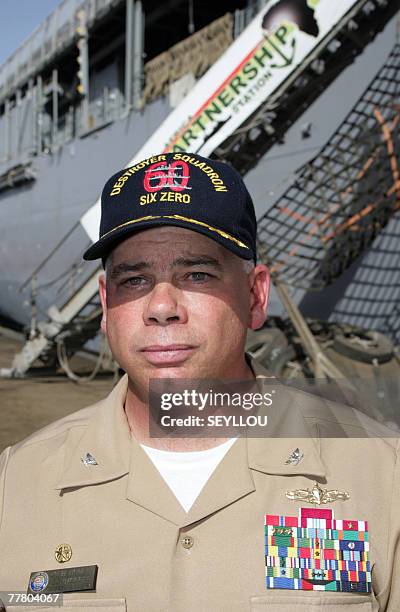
[144, 161, 190, 193]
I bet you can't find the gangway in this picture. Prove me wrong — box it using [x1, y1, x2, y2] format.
[1, 0, 398, 378]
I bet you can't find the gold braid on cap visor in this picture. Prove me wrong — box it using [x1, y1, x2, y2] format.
[100, 214, 250, 250]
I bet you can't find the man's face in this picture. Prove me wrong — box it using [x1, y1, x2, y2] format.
[99, 226, 269, 392]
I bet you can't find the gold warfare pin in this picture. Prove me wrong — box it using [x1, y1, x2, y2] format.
[286, 482, 350, 505]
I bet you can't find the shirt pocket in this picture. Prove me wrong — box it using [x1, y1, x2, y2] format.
[6, 598, 126, 612]
[250, 592, 373, 611]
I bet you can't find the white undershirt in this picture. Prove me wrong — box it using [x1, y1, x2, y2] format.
[141, 438, 237, 512]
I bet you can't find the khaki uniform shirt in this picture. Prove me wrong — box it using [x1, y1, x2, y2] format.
[0, 361, 399, 612]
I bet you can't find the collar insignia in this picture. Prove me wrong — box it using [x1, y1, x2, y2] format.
[285, 448, 304, 466]
[81, 452, 98, 467]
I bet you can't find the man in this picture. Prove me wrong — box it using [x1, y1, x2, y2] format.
[0, 153, 399, 611]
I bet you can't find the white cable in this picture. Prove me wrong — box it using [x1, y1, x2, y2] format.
[56, 334, 109, 384]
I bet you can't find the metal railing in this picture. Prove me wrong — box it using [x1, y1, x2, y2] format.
[0, 0, 124, 105]
[0, 2, 266, 176]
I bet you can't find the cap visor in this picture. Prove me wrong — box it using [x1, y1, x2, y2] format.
[83, 216, 253, 261]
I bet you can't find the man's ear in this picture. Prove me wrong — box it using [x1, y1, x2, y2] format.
[248, 264, 270, 330]
[98, 272, 107, 334]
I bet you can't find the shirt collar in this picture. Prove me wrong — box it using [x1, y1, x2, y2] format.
[55, 357, 326, 493]
[246, 357, 327, 479]
[55, 375, 131, 490]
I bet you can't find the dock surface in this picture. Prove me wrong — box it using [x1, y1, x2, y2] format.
[0, 331, 115, 453]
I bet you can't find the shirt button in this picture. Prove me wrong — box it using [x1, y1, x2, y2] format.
[181, 535, 194, 549]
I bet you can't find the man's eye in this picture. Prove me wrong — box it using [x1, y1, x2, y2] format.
[121, 276, 147, 287]
[187, 271, 212, 282]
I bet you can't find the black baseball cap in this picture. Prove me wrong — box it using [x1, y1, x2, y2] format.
[83, 153, 257, 262]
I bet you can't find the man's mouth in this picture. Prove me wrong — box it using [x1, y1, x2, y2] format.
[140, 344, 196, 365]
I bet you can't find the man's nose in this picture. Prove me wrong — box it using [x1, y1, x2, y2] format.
[143, 282, 187, 326]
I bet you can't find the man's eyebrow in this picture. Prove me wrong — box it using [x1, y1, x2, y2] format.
[109, 256, 223, 278]
[110, 262, 152, 278]
[172, 256, 222, 269]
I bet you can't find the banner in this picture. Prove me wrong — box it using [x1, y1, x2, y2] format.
[81, 0, 360, 241]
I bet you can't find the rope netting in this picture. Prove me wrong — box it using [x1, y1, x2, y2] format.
[257, 43, 400, 292]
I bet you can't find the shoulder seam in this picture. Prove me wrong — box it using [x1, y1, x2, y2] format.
[14, 421, 88, 452]
[303, 414, 397, 443]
